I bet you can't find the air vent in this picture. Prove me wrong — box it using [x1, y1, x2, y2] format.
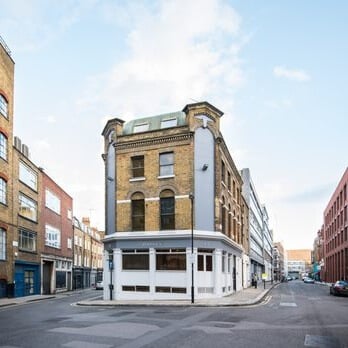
[14, 136, 22, 151]
[22, 144, 30, 158]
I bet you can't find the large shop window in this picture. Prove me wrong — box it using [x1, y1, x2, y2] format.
[131, 192, 145, 231]
[159, 152, 174, 176]
[0, 94, 8, 118]
[0, 132, 7, 160]
[122, 249, 149, 270]
[19, 229, 37, 252]
[19, 193, 37, 221]
[160, 190, 175, 230]
[131, 155, 144, 178]
[198, 249, 213, 271]
[19, 161, 38, 191]
[0, 228, 6, 260]
[156, 248, 186, 271]
[0, 178, 6, 205]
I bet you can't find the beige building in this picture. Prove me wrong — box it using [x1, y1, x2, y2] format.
[73, 217, 103, 289]
[287, 249, 312, 277]
[102, 101, 249, 300]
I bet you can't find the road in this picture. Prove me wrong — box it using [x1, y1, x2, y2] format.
[0, 281, 347, 348]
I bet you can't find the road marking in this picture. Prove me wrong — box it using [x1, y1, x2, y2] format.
[304, 334, 340, 347]
[279, 302, 297, 307]
[62, 341, 112, 348]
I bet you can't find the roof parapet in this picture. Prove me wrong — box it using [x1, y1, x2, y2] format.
[0, 36, 12, 56]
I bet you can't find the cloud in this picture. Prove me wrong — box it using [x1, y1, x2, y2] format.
[77, 0, 247, 120]
[273, 66, 311, 82]
[0, 0, 96, 51]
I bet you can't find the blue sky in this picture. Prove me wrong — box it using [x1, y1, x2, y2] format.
[1, 0, 347, 249]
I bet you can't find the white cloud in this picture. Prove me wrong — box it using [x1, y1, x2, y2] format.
[273, 66, 311, 82]
[77, 0, 246, 120]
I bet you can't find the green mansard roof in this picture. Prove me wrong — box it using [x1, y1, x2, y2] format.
[123, 111, 187, 135]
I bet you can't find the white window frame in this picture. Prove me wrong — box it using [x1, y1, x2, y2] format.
[19, 161, 38, 191]
[160, 118, 177, 129]
[0, 132, 7, 160]
[19, 193, 37, 221]
[45, 189, 61, 215]
[45, 224, 61, 249]
[134, 123, 149, 133]
[0, 178, 6, 205]
[0, 228, 6, 260]
[0, 94, 8, 118]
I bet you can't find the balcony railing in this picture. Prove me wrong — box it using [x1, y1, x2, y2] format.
[0, 35, 12, 56]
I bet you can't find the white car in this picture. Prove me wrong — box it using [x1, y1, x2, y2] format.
[303, 277, 314, 284]
[95, 281, 103, 290]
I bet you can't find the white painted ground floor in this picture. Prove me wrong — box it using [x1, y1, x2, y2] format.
[103, 230, 248, 300]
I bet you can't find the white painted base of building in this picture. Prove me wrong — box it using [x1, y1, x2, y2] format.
[103, 230, 244, 300]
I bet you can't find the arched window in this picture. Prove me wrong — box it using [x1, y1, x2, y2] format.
[0, 177, 6, 205]
[160, 190, 175, 230]
[131, 192, 145, 231]
[228, 204, 232, 238]
[221, 197, 226, 234]
[0, 95, 8, 118]
[0, 132, 7, 160]
[0, 227, 5, 260]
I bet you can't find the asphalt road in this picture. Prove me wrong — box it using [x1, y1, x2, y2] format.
[0, 281, 347, 348]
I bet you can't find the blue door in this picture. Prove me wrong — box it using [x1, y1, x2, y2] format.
[15, 263, 40, 297]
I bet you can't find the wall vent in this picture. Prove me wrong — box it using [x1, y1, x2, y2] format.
[22, 144, 30, 158]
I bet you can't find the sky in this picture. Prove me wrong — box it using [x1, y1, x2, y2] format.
[1, 0, 347, 250]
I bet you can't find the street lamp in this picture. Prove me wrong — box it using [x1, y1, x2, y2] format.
[189, 192, 194, 304]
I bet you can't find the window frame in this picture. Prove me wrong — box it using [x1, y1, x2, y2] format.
[18, 193, 37, 222]
[160, 118, 177, 129]
[45, 224, 61, 249]
[0, 94, 8, 118]
[0, 177, 7, 205]
[131, 194, 145, 231]
[45, 189, 61, 215]
[0, 132, 7, 160]
[0, 228, 6, 260]
[156, 248, 186, 271]
[122, 249, 150, 270]
[159, 152, 174, 177]
[18, 228, 37, 252]
[19, 161, 38, 191]
[160, 195, 175, 230]
[131, 155, 145, 178]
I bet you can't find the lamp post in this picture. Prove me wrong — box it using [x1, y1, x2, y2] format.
[189, 193, 194, 304]
[108, 250, 114, 300]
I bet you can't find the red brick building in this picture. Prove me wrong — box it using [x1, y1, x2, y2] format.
[323, 168, 348, 282]
[40, 171, 73, 293]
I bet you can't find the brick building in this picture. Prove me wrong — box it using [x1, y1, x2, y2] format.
[273, 242, 285, 281]
[72, 217, 103, 289]
[0, 36, 16, 297]
[323, 168, 348, 282]
[40, 171, 73, 294]
[102, 101, 249, 300]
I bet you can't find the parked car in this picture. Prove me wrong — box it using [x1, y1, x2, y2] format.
[330, 280, 348, 296]
[303, 277, 315, 284]
[286, 276, 292, 281]
[95, 281, 103, 290]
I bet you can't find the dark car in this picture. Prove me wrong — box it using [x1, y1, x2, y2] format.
[330, 280, 348, 296]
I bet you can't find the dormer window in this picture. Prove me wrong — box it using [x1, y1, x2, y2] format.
[134, 123, 149, 133]
[0, 95, 8, 118]
[160, 118, 177, 129]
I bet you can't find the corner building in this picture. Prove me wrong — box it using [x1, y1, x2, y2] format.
[102, 102, 248, 300]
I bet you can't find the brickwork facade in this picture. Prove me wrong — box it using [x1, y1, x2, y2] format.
[323, 168, 348, 282]
[102, 102, 250, 300]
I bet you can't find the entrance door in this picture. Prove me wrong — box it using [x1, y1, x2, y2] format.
[233, 255, 237, 291]
[43, 262, 52, 294]
[24, 270, 35, 296]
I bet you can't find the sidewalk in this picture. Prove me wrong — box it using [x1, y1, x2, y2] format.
[0, 294, 56, 308]
[77, 281, 278, 307]
[0, 282, 277, 308]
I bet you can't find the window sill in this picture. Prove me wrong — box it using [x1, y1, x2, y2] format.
[158, 175, 175, 180]
[129, 177, 145, 182]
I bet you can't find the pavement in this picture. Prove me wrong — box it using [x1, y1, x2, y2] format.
[0, 281, 278, 308]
